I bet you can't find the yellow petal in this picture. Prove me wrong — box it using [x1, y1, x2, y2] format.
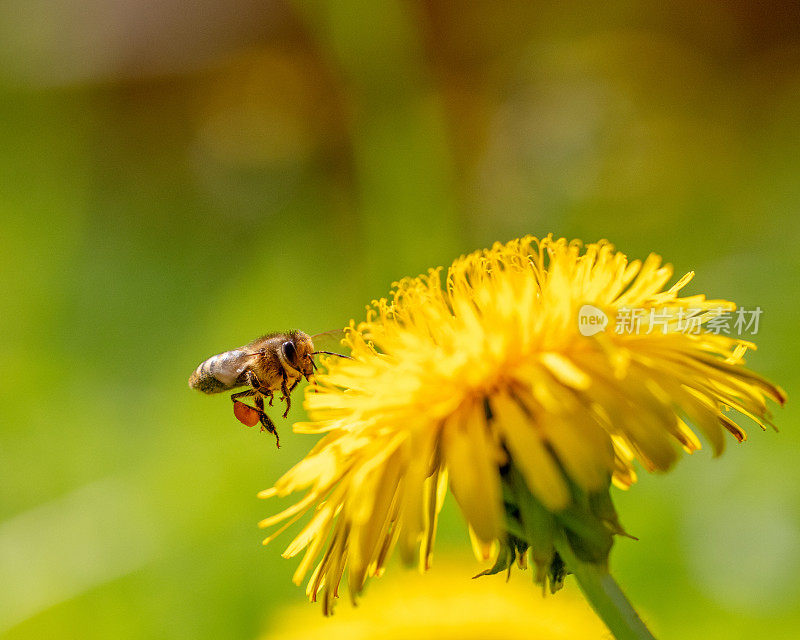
[540, 352, 591, 390]
[442, 402, 502, 543]
[491, 393, 570, 511]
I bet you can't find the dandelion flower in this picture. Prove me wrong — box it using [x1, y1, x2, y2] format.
[259, 235, 785, 631]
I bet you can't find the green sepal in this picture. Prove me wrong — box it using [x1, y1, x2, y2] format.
[555, 504, 613, 565]
[472, 536, 518, 578]
[499, 464, 629, 591]
[552, 474, 615, 565]
[506, 465, 557, 585]
[590, 488, 637, 540]
[546, 552, 567, 594]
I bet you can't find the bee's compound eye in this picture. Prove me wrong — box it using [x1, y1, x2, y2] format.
[281, 341, 297, 364]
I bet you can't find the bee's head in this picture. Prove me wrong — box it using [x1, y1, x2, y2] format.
[279, 331, 315, 379]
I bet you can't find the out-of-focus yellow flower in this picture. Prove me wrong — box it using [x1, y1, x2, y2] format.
[265, 560, 611, 640]
[259, 235, 785, 613]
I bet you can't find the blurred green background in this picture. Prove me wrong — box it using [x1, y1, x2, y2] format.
[1, 1, 798, 638]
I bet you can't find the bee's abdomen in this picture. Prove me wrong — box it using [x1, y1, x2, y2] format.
[188, 350, 249, 394]
[188, 368, 230, 393]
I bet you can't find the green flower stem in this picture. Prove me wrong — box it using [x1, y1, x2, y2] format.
[552, 532, 657, 640]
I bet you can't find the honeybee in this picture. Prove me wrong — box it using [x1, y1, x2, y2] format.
[189, 330, 346, 448]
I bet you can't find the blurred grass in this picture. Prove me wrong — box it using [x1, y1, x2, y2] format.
[0, 1, 798, 639]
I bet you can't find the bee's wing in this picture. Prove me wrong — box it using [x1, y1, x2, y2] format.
[210, 350, 258, 387]
[310, 329, 348, 353]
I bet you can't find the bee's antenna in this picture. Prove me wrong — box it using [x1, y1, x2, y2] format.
[312, 351, 354, 360]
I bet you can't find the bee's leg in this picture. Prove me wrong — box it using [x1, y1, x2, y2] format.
[280, 371, 289, 399]
[231, 389, 256, 403]
[245, 371, 263, 390]
[231, 389, 258, 414]
[254, 395, 280, 448]
[245, 370, 276, 406]
[287, 378, 300, 403]
[230, 389, 261, 427]
[245, 371, 275, 407]
[280, 373, 291, 418]
[280, 378, 300, 417]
